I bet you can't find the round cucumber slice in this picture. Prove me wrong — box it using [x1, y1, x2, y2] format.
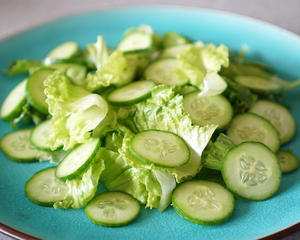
[85, 191, 140, 227]
[0, 79, 27, 121]
[26, 68, 54, 114]
[25, 167, 68, 207]
[107, 80, 155, 106]
[183, 92, 233, 129]
[30, 119, 60, 152]
[222, 142, 281, 200]
[118, 32, 153, 53]
[129, 130, 190, 168]
[250, 100, 296, 144]
[144, 58, 188, 86]
[227, 113, 280, 152]
[277, 150, 299, 173]
[172, 180, 235, 225]
[56, 138, 101, 181]
[46, 41, 79, 60]
[0, 129, 39, 162]
[160, 45, 190, 58]
[234, 75, 282, 92]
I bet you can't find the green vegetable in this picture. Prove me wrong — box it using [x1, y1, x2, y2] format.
[44, 71, 108, 150]
[132, 86, 217, 159]
[5, 59, 41, 76]
[54, 152, 105, 209]
[100, 130, 176, 211]
[176, 42, 229, 96]
[86, 50, 136, 92]
[202, 134, 235, 170]
[162, 31, 191, 48]
[86, 36, 109, 70]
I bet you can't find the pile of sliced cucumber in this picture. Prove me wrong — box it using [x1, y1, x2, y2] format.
[1, 26, 299, 228]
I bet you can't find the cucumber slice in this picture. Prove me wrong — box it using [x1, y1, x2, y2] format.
[222, 142, 281, 200]
[46, 41, 79, 60]
[162, 32, 191, 48]
[0, 129, 40, 162]
[26, 68, 54, 114]
[250, 100, 296, 144]
[183, 92, 233, 129]
[160, 45, 190, 58]
[30, 119, 59, 152]
[227, 113, 280, 152]
[176, 85, 198, 96]
[0, 79, 27, 121]
[85, 191, 140, 227]
[277, 150, 299, 173]
[50, 63, 87, 86]
[144, 58, 188, 86]
[129, 130, 190, 168]
[25, 167, 68, 207]
[234, 75, 282, 92]
[118, 32, 153, 53]
[107, 80, 155, 106]
[56, 138, 101, 180]
[172, 180, 235, 225]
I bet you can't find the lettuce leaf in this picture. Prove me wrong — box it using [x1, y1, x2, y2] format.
[54, 153, 104, 209]
[177, 43, 229, 96]
[117, 86, 216, 181]
[101, 130, 176, 211]
[86, 36, 109, 70]
[44, 71, 108, 150]
[202, 133, 235, 170]
[86, 50, 136, 92]
[133, 85, 217, 158]
[5, 59, 41, 76]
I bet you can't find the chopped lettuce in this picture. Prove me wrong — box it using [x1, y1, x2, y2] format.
[37, 149, 69, 164]
[44, 71, 108, 150]
[177, 42, 229, 96]
[5, 59, 41, 76]
[86, 36, 109, 70]
[54, 154, 104, 209]
[101, 130, 176, 211]
[222, 76, 258, 114]
[110, 86, 216, 182]
[86, 50, 136, 92]
[202, 133, 235, 170]
[133, 85, 217, 158]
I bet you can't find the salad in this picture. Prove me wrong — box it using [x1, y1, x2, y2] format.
[0, 25, 300, 227]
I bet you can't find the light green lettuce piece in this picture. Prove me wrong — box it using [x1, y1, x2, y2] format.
[129, 86, 217, 181]
[101, 130, 176, 211]
[92, 106, 117, 138]
[177, 42, 229, 96]
[152, 170, 176, 211]
[37, 149, 69, 164]
[119, 124, 204, 183]
[133, 85, 217, 158]
[86, 50, 136, 92]
[44, 71, 108, 150]
[54, 154, 104, 209]
[5, 59, 41, 76]
[86, 36, 109, 70]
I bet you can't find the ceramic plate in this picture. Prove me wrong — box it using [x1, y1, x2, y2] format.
[0, 6, 300, 240]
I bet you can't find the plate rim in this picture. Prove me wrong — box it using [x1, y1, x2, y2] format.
[0, 4, 300, 240]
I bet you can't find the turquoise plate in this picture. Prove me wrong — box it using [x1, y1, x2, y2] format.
[0, 6, 300, 240]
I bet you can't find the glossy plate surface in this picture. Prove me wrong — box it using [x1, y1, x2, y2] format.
[0, 6, 300, 240]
